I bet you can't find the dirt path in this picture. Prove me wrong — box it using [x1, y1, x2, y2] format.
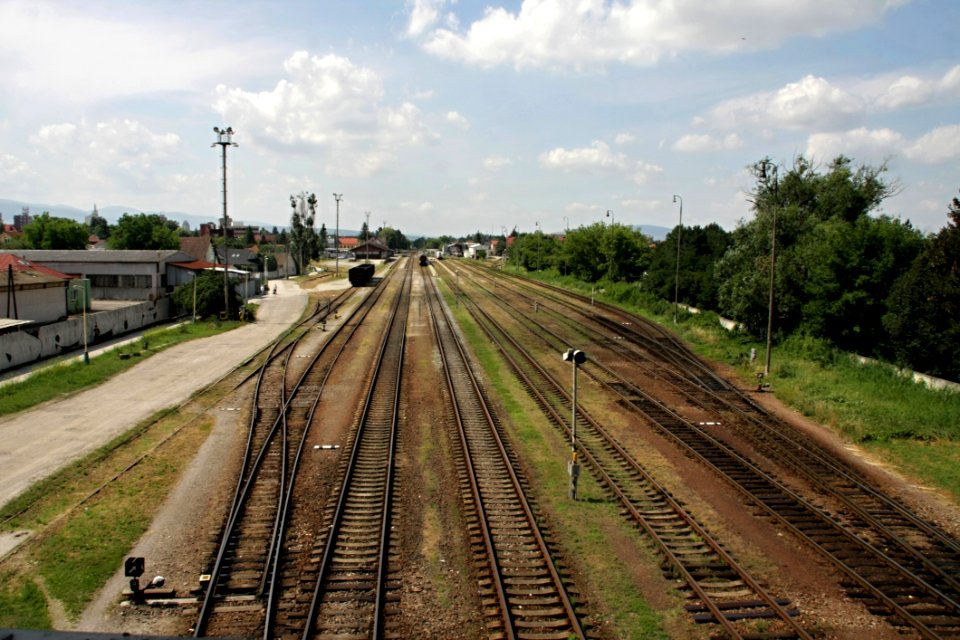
[0, 279, 309, 511]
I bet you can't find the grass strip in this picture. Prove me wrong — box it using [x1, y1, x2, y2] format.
[0, 571, 52, 629]
[446, 286, 673, 639]
[0, 320, 244, 417]
[522, 268, 960, 500]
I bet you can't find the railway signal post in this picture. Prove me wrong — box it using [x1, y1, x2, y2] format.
[563, 348, 586, 500]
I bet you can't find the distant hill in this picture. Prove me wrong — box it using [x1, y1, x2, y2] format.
[0, 198, 667, 241]
[0, 199, 278, 232]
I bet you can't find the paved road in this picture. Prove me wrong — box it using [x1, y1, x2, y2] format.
[0, 279, 313, 510]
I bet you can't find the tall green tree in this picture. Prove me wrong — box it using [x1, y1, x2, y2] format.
[884, 193, 960, 380]
[380, 227, 410, 251]
[289, 192, 318, 274]
[23, 213, 88, 249]
[87, 211, 110, 239]
[109, 213, 180, 250]
[716, 155, 899, 339]
[645, 223, 731, 309]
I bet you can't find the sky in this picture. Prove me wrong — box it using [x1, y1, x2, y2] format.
[0, 0, 957, 237]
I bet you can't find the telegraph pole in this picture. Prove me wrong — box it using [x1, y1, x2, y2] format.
[333, 193, 343, 277]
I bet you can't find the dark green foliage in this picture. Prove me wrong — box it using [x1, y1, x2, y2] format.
[716, 155, 911, 346]
[289, 192, 318, 274]
[506, 223, 651, 283]
[380, 227, 411, 251]
[22, 212, 88, 249]
[87, 211, 110, 239]
[884, 194, 960, 380]
[108, 213, 180, 250]
[645, 223, 730, 309]
[171, 271, 244, 320]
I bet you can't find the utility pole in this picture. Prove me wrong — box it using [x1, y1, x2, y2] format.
[672, 195, 683, 324]
[212, 126, 237, 317]
[364, 211, 371, 264]
[333, 193, 343, 278]
[759, 160, 779, 377]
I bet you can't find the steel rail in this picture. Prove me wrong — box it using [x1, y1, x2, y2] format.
[194, 287, 375, 636]
[454, 263, 960, 637]
[451, 281, 808, 639]
[302, 258, 412, 640]
[470, 260, 960, 592]
[423, 268, 585, 639]
[261, 277, 395, 639]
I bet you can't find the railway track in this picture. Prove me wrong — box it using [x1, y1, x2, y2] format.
[437, 260, 811, 639]
[193, 264, 399, 638]
[301, 257, 413, 639]
[453, 260, 960, 638]
[420, 264, 586, 639]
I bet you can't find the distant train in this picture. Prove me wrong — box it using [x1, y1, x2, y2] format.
[348, 263, 375, 286]
[419, 254, 428, 267]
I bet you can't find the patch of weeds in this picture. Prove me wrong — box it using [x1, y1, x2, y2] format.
[0, 571, 52, 629]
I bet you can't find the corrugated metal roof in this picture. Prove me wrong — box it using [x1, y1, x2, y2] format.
[2, 249, 194, 263]
[0, 253, 71, 279]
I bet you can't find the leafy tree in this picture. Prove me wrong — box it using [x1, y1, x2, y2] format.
[796, 215, 922, 354]
[109, 213, 180, 250]
[171, 270, 243, 319]
[22, 213, 88, 249]
[244, 226, 255, 246]
[87, 211, 110, 239]
[289, 192, 318, 274]
[645, 223, 731, 309]
[380, 227, 411, 251]
[884, 193, 960, 380]
[552, 223, 651, 282]
[716, 155, 898, 339]
[599, 224, 653, 282]
[319, 223, 328, 253]
[512, 230, 558, 272]
[558, 224, 606, 280]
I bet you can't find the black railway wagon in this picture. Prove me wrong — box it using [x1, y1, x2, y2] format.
[419, 254, 429, 267]
[348, 263, 375, 286]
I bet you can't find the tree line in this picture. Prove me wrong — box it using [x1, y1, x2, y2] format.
[434, 155, 957, 382]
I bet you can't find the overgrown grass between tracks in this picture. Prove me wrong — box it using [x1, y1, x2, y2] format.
[440, 280, 676, 640]
[0, 391, 225, 625]
[510, 266, 960, 502]
[0, 319, 245, 417]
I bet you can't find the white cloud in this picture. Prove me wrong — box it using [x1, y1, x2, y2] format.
[806, 127, 905, 161]
[673, 133, 742, 152]
[214, 52, 436, 177]
[0, 153, 36, 192]
[805, 123, 960, 166]
[705, 75, 864, 131]
[873, 64, 960, 109]
[482, 155, 512, 170]
[414, 0, 906, 70]
[22, 119, 188, 199]
[539, 140, 662, 183]
[614, 133, 636, 145]
[406, 0, 448, 37]
[446, 111, 470, 128]
[540, 140, 631, 172]
[0, 1, 276, 105]
[905, 124, 960, 163]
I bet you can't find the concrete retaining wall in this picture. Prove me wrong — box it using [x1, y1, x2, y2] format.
[0, 299, 171, 373]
